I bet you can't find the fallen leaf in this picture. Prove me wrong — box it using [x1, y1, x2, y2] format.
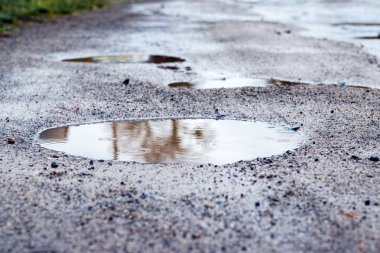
[342, 210, 357, 220]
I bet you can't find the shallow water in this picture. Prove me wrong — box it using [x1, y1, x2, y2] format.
[37, 119, 301, 165]
[167, 78, 303, 89]
[225, 0, 380, 59]
[63, 54, 185, 64]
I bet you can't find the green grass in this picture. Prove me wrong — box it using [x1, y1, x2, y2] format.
[0, 0, 109, 32]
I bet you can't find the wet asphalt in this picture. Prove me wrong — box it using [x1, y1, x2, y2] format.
[0, 0, 379, 252]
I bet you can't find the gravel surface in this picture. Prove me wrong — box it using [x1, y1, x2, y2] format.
[0, 0, 379, 252]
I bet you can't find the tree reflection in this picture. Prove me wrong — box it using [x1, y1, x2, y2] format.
[115, 120, 200, 163]
[39, 120, 215, 163]
[39, 127, 68, 143]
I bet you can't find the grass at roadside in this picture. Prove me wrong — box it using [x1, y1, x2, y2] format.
[0, 0, 109, 33]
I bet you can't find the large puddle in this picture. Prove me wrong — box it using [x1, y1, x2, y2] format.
[37, 119, 301, 165]
[167, 78, 303, 89]
[62, 54, 185, 64]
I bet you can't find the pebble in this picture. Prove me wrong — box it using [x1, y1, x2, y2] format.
[191, 232, 202, 239]
[7, 137, 15, 144]
[369, 156, 379, 162]
[350, 155, 360, 160]
[51, 161, 59, 168]
[123, 79, 130, 85]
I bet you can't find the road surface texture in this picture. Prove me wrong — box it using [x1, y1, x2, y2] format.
[0, 0, 379, 252]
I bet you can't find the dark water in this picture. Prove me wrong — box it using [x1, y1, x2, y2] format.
[355, 34, 380, 40]
[167, 78, 304, 89]
[63, 54, 185, 64]
[37, 119, 302, 164]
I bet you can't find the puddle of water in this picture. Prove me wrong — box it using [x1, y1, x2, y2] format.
[167, 78, 303, 89]
[224, 0, 380, 59]
[168, 82, 195, 88]
[158, 65, 181, 71]
[355, 34, 380, 40]
[62, 54, 185, 64]
[36, 119, 301, 165]
[333, 23, 380, 27]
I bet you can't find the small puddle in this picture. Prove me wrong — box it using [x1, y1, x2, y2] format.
[333, 22, 380, 27]
[62, 54, 185, 64]
[36, 119, 301, 165]
[167, 78, 303, 89]
[355, 34, 380, 40]
[158, 65, 181, 71]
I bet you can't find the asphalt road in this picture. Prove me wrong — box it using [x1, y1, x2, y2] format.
[0, 0, 379, 252]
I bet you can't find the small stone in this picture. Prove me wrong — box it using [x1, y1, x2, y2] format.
[255, 202, 260, 208]
[89, 160, 94, 165]
[364, 200, 370, 206]
[204, 202, 214, 209]
[191, 232, 202, 239]
[351, 155, 360, 160]
[51, 162, 59, 168]
[369, 156, 379, 162]
[123, 79, 130, 85]
[7, 137, 15, 144]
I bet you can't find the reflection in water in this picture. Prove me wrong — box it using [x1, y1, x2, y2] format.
[355, 34, 380, 40]
[167, 78, 304, 89]
[63, 54, 185, 64]
[168, 82, 195, 88]
[39, 127, 68, 143]
[37, 119, 302, 164]
[226, 0, 380, 59]
[333, 23, 380, 27]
